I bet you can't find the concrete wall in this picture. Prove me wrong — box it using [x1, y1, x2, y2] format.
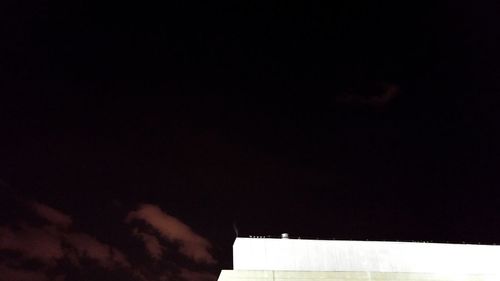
[218, 270, 500, 281]
[233, 238, 500, 274]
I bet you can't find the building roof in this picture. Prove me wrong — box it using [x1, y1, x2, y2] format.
[218, 270, 500, 281]
[233, 237, 500, 274]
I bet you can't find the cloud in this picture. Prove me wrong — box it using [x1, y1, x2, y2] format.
[126, 204, 216, 264]
[0, 203, 129, 270]
[132, 228, 164, 260]
[0, 265, 50, 281]
[180, 268, 217, 281]
[1, 201, 217, 281]
[65, 232, 129, 268]
[0, 225, 64, 264]
[30, 202, 72, 228]
[337, 82, 400, 106]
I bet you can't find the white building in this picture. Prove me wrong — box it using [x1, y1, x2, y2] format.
[218, 235, 500, 281]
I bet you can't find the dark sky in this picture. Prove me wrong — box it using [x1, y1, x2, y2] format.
[1, 0, 500, 280]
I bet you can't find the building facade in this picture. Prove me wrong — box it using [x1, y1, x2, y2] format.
[218, 236, 500, 281]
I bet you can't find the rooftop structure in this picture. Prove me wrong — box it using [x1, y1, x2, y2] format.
[218, 236, 500, 281]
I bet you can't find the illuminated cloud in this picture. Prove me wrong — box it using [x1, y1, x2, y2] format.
[0, 201, 216, 281]
[0, 225, 64, 264]
[30, 202, 72, 228]
[337, 82, 400, 106]
[0, 265, 50, 281]
[132, 228, 164, 260]
[126, 204, 216, 264]
[180, 268, 217, 281]
[0, 203, 129, 270]
[65, 232, 129, 268]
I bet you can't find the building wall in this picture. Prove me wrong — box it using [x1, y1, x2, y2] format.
[233, 238, 500, 274]
[218, 270, 500, 281]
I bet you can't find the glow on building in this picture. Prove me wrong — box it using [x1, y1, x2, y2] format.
[218, 235, 500, 281]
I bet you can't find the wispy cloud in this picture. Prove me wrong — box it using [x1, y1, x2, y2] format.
[64, 232, 129, 268]
[337, 82, 400, 106]
[126, 204, 216, 264]
[0, 201, 217, 281]
[0, 265, 52, 281]
[0, 202, 130, 281]
[132, 228, 164, 260]
[30, 202, 72, 228]
[0, 225, 64, 264]
[180, 268, 218, 281]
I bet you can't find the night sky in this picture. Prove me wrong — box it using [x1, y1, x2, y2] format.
[1, 0, 500, 280]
